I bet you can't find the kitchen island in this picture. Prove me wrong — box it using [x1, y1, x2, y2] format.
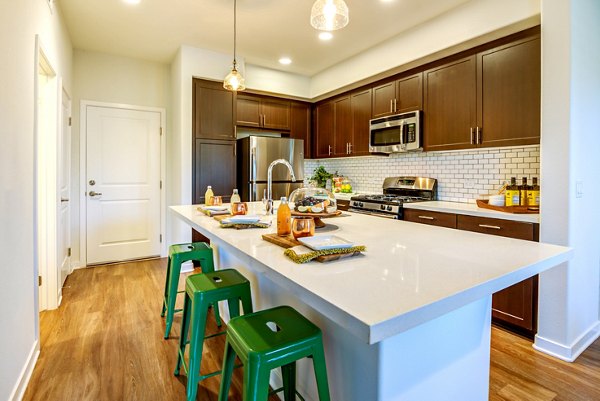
[171, 203, 571, 401]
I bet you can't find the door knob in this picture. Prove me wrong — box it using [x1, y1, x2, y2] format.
[89, 191, 102, 197]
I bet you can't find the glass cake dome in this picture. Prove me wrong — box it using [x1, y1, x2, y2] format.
[288, 186, 337, 214]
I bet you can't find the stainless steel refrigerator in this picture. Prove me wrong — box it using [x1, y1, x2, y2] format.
[237, 136, 304, 202]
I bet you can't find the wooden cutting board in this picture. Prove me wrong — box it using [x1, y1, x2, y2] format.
[262, 233, 361, 263]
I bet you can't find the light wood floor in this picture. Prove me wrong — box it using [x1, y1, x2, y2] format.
[23, 258, 600, 401]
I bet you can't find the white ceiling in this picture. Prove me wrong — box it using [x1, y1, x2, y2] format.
[58, 0, 472, 76]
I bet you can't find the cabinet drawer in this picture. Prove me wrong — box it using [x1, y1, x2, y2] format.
[404, 209, 457, 228]
[336, 199, 350, 211]
[456, 215, 534, 240]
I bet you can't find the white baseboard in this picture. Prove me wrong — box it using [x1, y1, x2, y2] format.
[534, 320, 600, 362]
[9, 340, 40, 401]
[70, 260, 85, 270]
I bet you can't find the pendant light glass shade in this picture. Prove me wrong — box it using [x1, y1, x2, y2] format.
[224, 0, 245, 91]
[310, 0, 349, 31]
[223, 62, 245, 91]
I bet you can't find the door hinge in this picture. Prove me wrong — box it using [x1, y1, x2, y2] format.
[160, 180, 163, 189]
[38, 276, 42, 286]
[160, 234, 163, 243]
[68, 247, 72, 257]
[160, 127, 163, 136]
[68, 117, 72, 126]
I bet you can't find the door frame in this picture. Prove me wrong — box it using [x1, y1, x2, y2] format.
[79, 101, 167, 267]
[58, 87, 72, 298]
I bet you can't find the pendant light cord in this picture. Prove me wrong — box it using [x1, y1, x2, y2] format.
[233, 0, 237, 67]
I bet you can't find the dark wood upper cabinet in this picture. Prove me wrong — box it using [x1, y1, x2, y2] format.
[397, 73, 423, 113]
[193, 139, 237, 204]
[372, 73, 423, 118]
[235, 94, 290, 131]
[424, 56, 477, 151]
[193, 79, 235, 140]
[477, 36, 541, 148]
[290, 101, 311, 158]
[333, 96, 352, 156]
[424, 31, 540, 151]
[351, 89, 372, 156]
[372, 81, 396, 118]
[314, 101, 334, 158]
[235, 96, 261, 128]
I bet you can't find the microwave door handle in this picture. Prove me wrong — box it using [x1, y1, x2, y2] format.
[399, 121, 405, 147]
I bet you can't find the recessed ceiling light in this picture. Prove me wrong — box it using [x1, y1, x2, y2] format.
[279, 57, 292, 65]
[123, 0, 141, 5]
[319, 32, 333, 41]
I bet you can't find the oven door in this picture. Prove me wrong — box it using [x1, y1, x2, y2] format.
[348, 208, 399, 219]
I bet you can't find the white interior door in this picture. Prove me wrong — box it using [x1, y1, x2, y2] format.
[58, 90, 71, 288]
[86, 105, 161, 265]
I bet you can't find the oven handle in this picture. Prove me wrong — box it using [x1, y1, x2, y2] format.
[348, 208, 399, 219]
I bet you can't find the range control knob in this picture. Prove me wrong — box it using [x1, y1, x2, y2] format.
[387, 205, 393, 211]
[359, 202, 364, 208]
[380, 204, 385, 210]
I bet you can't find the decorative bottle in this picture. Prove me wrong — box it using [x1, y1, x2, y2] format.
[204, 186, 214, 206]
[277, 197, 292, 237]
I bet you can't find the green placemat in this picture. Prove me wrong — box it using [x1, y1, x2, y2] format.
[284, 245, 366, 264]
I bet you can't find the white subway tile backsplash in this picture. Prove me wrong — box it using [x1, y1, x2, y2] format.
[304, 145, 541, 203]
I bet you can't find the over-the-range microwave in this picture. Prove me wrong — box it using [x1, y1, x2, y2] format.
[369, 110, 422, 153]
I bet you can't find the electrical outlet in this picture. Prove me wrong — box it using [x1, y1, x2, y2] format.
[464, 179, 476, 189]
[576, 180, 583, 198]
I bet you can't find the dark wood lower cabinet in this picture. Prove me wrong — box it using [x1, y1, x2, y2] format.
[193, 139, 237, 204]
[405, 209, 539, 338]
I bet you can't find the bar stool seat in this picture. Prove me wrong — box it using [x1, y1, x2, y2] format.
[175, 269, 253, 401]
[218, 305, 331, 401]
[161, 242, 220, 339]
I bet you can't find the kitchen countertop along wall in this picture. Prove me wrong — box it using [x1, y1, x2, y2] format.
[305, 145, 540, 204]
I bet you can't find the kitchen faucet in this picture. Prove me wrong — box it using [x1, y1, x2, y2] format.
[265, 159, 296, 214]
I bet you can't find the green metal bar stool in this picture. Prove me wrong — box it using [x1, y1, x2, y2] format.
[161, 242, 220, 339]
[175, 269, 253, 401]
[218, 305, 331, 401]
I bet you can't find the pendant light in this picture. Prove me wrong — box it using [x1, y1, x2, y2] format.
[223, 0, 245, 91]
[310, 0, 349, 32]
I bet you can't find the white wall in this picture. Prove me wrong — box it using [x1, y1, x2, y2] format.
[245, 64, 310, 99]
[310, 0, 540, 97]
[535, 0, 600, 361]
[71, 50, 170, 266]
[0, 0, 72, 399]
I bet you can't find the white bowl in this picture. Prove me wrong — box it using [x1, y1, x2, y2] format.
[488, 195, 505, 206]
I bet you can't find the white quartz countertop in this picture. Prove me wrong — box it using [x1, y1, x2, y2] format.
[404, 201, 540, 224]
[171, 203, 569, 344]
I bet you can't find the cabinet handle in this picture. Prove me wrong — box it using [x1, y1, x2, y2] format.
[394, 98, 397, 112]
[476, 126, 482, 144]
[346, 143, 349, 154]
[348, 142, 352, 154]
[418, 215, 435, 220]
[470, 127, 474, 144]
[478, 224, 501, 230]
[328, 145, 332, 156]
[263, 114, 267, 126]
[390, 99, 393, 113]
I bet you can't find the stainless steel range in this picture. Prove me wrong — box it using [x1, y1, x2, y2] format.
[349, 177, 437, 219]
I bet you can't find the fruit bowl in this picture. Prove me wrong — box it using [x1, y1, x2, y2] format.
[288, 186, 340, 227]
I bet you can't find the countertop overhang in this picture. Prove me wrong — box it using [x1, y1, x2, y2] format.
[171, 204, 570, 344]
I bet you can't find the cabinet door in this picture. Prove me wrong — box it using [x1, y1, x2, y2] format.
[372, 81, 395, 118]
[290, 102, 311, 158]
[403, 209, 457, 228]
[193, 79, 235, 140]
[397, 72, 423, 113]
[236, 96, 261, 128]
[456, 214, 537, 336]
[314, 101, 334, 158]
[193, 139, 236, 204]
[351, 89, 372, 156]
[477, 36, 541, 147]
[333, 96, 352, 156]
[261, 99, 291, 130]
[424, 56, 477, 151]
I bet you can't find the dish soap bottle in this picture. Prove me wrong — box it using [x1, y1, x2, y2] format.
[230, 189, 241, 212]
[277, 197, 291, 237]
[204, 185, 214, 206]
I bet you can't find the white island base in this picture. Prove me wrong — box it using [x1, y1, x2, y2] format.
[171, 204, 570, 401]
[214, 237, 492, 401]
